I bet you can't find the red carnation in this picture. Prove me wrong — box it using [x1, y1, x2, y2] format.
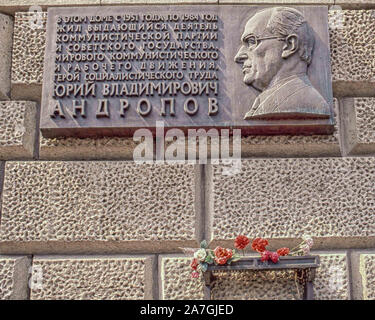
[214, 247, 233, 265]
[190, 258, 199, 270]
[252, 238, 269, 253]
[270, 252, 280, 263]
[235, 235, 250, 250]
[276, 247, 290, 256]
[251, 238, 260, 251]
[215, 257, 228, 265]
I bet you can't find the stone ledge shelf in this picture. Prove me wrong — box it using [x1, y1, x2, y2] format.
[203, 255, 320, 300]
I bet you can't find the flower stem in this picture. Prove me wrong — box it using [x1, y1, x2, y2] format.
[290, 240, 305, 252]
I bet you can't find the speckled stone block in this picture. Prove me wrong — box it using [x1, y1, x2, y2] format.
[0, 13, 12, 100]
[0, 161, 200, 254]
[329, 10, 375, 96]
[0, 255, 31, 300]
[160, 255, 205, 300]
[220, 0, 333, 3]
[11, 12, 47, 101]
[159, 252, 349, 300]
[102, 0, 217, 3]
[207, 157, 375, 248]
[314, 253, 349, 300]
[39, 136, 138, 160]
[0, 0, 98, 3]
[0, 1, 100, 15]
[30, 255, 154, 300]
[336, 1, 375, 9]
[359, 254, 375, 300]
[340, 97, 375, 156]
[241, 100, 341, 157]
[0, 101, 37, 160]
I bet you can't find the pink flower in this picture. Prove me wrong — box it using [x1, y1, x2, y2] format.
[261, 250, 271, 262]
[306, 239, 314, 248]
[190, 258, 199, 271]
[270, 252, 280, 263]
[302, 245, 310, 255]
[303, 235, 314, 248]
[191, 271, 200, 278]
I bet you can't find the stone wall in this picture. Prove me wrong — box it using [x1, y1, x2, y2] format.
[0, 0, 375, 300]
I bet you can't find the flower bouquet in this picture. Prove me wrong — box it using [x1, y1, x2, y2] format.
[187, 240, 242, 278]
[252, 235, 314, 263]
[182, 235, 314, 278]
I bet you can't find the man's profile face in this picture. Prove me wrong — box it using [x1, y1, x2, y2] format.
[234, 11, 285, 91]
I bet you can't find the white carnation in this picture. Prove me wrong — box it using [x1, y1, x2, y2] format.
[302, 235, 314, 248]
[194, 248, 207, 262]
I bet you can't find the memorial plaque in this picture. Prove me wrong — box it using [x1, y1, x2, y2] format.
[40, 5, 334, 138]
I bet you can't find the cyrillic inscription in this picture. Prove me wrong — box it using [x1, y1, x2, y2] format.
[41, 6, 334, 137]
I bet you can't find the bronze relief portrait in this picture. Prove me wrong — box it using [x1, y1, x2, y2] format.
[234, 7, 331, 120]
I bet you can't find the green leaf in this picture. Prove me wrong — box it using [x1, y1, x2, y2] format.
[231, 252, 240, 259]
[231, 256, 241, 263]
[205, 250, 215, 264]
[200, 240, 208, 249]
[205, 255, 214, 264]
[200, 262, 208, 272]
